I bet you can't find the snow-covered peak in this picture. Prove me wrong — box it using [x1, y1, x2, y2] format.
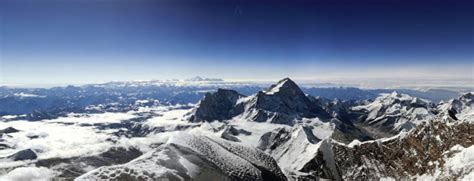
[390, 91, 400, 97]
[380, 91, 421, 102]
[352, 92, 436, 136]
[264, 78, 303, 96]
[257, 118, 335, 172]
[187, 78, 332, 125]
[185, 76, 224, 82]
[298, 113, 474, 180]
[13, 92, 45, 98]
[187, 76, 205, 81]
[438, 92, 473, 122]
[353, 92, 433, 117]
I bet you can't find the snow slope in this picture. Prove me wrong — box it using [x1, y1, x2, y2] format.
[77, 133, 286, 181]
[257, 118, 335, 173]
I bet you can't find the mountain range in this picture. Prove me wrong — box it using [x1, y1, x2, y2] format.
[0, 78, 472, 180]
[0, 78, 466, 119]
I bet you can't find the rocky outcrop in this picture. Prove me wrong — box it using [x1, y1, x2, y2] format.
[253, 93, 473, 180]
[438, 92, 473, 121]
[220, 126, 251, 142]
[300, 115, 473, 180]
[187, 89, 245, 122]
[0, 127, 20, 134]
[257, 127, 291, 152]
[7, 149, 37, 161]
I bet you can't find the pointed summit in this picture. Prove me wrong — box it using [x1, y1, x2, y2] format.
[189, 76, 204, 81]
[265, 78, 305, 96]
[186, 77, 332, 125]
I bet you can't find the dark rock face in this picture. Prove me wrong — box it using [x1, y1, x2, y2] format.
[307, 97, 373, 143]
[95, 115, 165, 138]
[188, 89, 245, 122]
[330, 118, 373, 143]
[221, 126, 252, 142]
[8, 149, 37, 161]
[0, 127, 20, 134]
[300, 116, 474, 180]
[257, 128, 291, 152]
[445, 92, 473, 120]
[0, 143, 12, 150]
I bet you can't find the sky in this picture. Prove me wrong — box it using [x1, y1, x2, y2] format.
[0, 0, 473, 86]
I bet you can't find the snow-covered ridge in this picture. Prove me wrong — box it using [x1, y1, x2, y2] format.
[13, 92, 45, 98]
[351, 91, 436, 136]
[77, 133, 286, 181]
[261, 118, 335, 172]
[438, 92, 473, 122]
[263, 78, 296, 95]
[295, 105, 474, 180]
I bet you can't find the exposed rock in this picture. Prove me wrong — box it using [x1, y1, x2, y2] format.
[438, 92, 473, 121]
[329, 118, 373, 143]
[257, 127, 291, 152]
[26, 132, 48, 139]
[187, 89, 245, 122]
[220, 126, 252, 142]
[0, 127, 20, 134]
[255, 93, 473, 180]
[7, 149, 37, 161]
[299, 114, 473, 180]
[0, 143, 12, 150]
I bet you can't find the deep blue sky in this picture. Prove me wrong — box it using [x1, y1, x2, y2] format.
[1, 0, 473, 86]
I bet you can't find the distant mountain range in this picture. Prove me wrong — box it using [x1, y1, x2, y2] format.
[0, 79, 466, 118]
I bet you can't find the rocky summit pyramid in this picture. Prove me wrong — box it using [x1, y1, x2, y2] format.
[187, 78, 331, 125]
